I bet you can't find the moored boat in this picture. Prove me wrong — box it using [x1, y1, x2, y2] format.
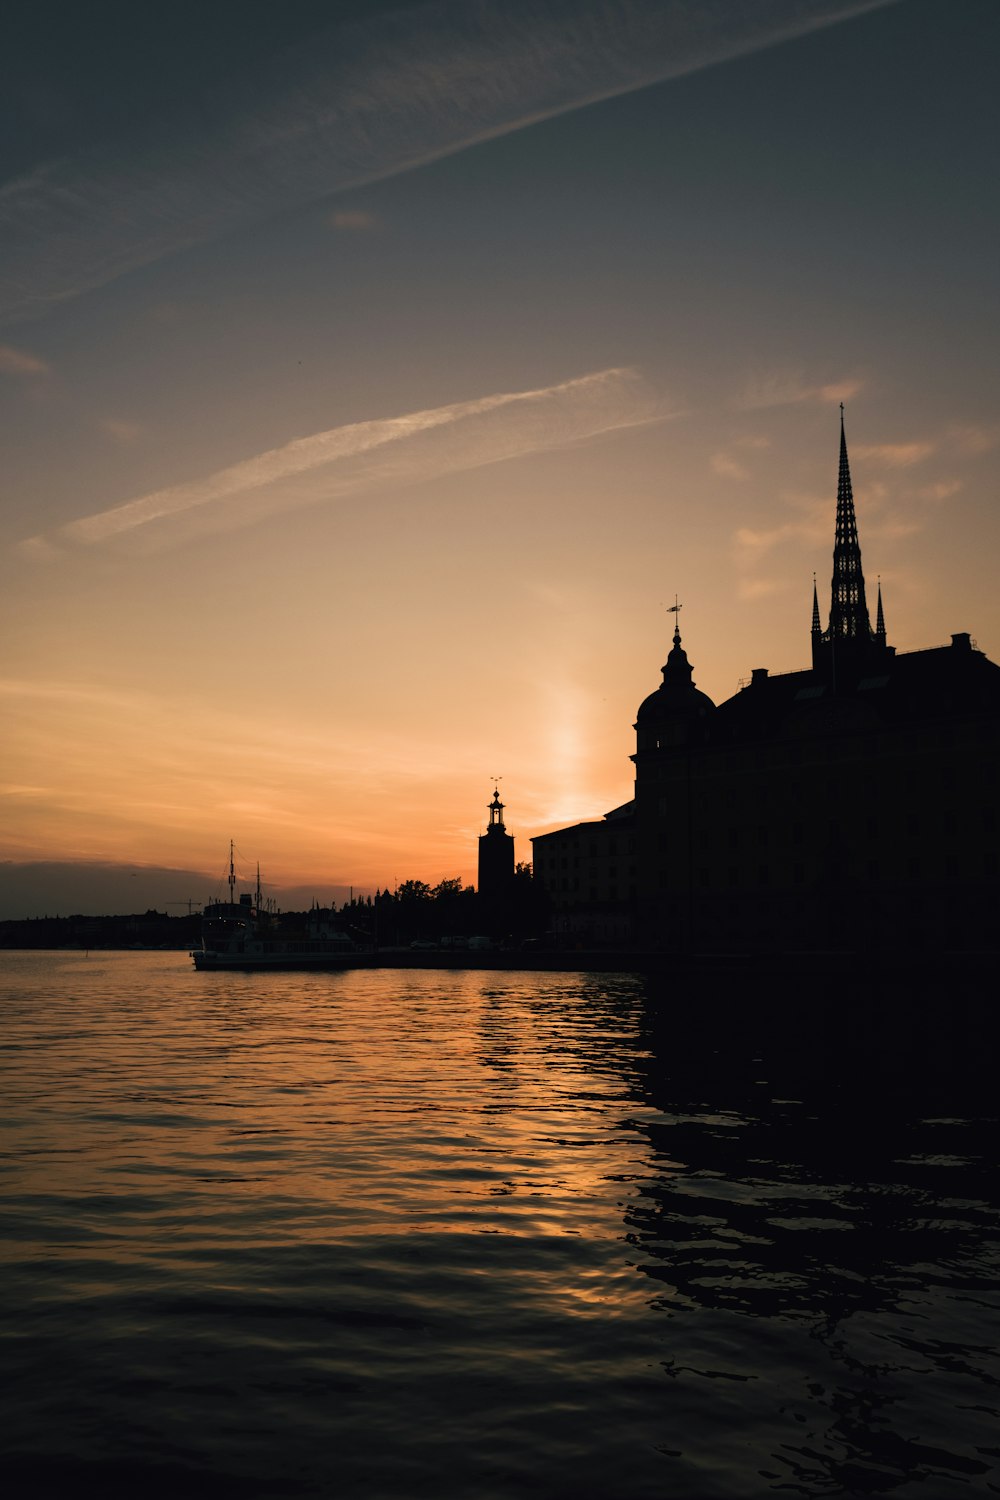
[191, 844, 372, 971]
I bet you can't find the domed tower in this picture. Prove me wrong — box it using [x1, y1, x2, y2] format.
[478, 786, 515, 905]
[631, 605, 716, 950]
[634, 607, 716, 756]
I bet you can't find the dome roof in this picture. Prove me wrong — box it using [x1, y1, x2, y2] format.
[635, 630, 715, 724]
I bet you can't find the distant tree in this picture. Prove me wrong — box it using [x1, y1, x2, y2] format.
[430, 877, 478, 937]
[396, 879, 432, 903]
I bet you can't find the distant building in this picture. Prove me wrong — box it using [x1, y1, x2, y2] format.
[528, 802, 636, 946]
[478, 788, 515, 905]
[534, 413, 1000, 953]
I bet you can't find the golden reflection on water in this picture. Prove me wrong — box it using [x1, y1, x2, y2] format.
[2, 951, 999, 1500]
[4, 957, 651, 1262]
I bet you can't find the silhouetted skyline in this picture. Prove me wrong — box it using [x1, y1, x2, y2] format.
[3, 0, 999, 911]
[535, 415, 1000, 953]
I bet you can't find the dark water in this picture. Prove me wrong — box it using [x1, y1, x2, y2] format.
[1, 952, 998, 1498]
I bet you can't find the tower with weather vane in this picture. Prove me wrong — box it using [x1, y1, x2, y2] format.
[477, 783, 515, 914]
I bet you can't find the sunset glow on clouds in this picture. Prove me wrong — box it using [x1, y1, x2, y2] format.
[0, 342, 49, 375]
[1, 0, 998, 915]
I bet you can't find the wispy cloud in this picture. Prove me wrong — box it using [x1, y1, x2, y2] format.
[734, 468, 948, 574]
[947, 422, 1000, 456]
[866, 514, 922, 541]
[99, 417, 147, 444]
[917, 478, 962, 502]
[737, 369, 865, 410]
[737, 577, 789, 602]
[0, 0, 897, 326]
[735, 513, 828, 557]
[711, 452, 749, 481]
[329, 208, 379, 232]
[854, 441, 934, 468]
[25, 367, 670, 554]
[816, 379, 864, 406]
[0, 343, 48, 375]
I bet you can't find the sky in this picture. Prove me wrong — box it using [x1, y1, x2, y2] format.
[2, 0, 998, 918]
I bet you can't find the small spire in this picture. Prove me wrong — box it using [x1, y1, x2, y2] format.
[662, 601, 694, 688]
[488, 784, 505, 830]
[811, 572, 821, 635]
[876, 575, 886, 639]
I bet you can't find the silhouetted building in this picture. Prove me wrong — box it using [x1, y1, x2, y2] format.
[478, 788, 515, 906]
[525, 802, 636, 945]
[534, 413, 1000, 953]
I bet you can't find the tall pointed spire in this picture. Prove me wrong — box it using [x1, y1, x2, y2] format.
[876, 576, 886, 640]
[811, 573, 821, 635]
[827, 406, 872, 642]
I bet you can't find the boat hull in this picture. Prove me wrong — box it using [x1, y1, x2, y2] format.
[192, 948, 373, 971]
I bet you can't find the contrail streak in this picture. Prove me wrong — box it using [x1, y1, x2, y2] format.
[27, 366, 669, 554]
[0, 0, 899, 325]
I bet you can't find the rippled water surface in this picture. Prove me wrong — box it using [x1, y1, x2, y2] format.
[2, 952, 999, 1498]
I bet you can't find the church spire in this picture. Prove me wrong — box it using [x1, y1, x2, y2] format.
[827, 406, 872, 642]
[876, 576, 886, 640]
[811, 573, 821, 635]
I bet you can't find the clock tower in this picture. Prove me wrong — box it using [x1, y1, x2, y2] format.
[478, 787, 515, 905]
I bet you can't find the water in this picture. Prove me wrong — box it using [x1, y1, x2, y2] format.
[2, 951, 998, 1498]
